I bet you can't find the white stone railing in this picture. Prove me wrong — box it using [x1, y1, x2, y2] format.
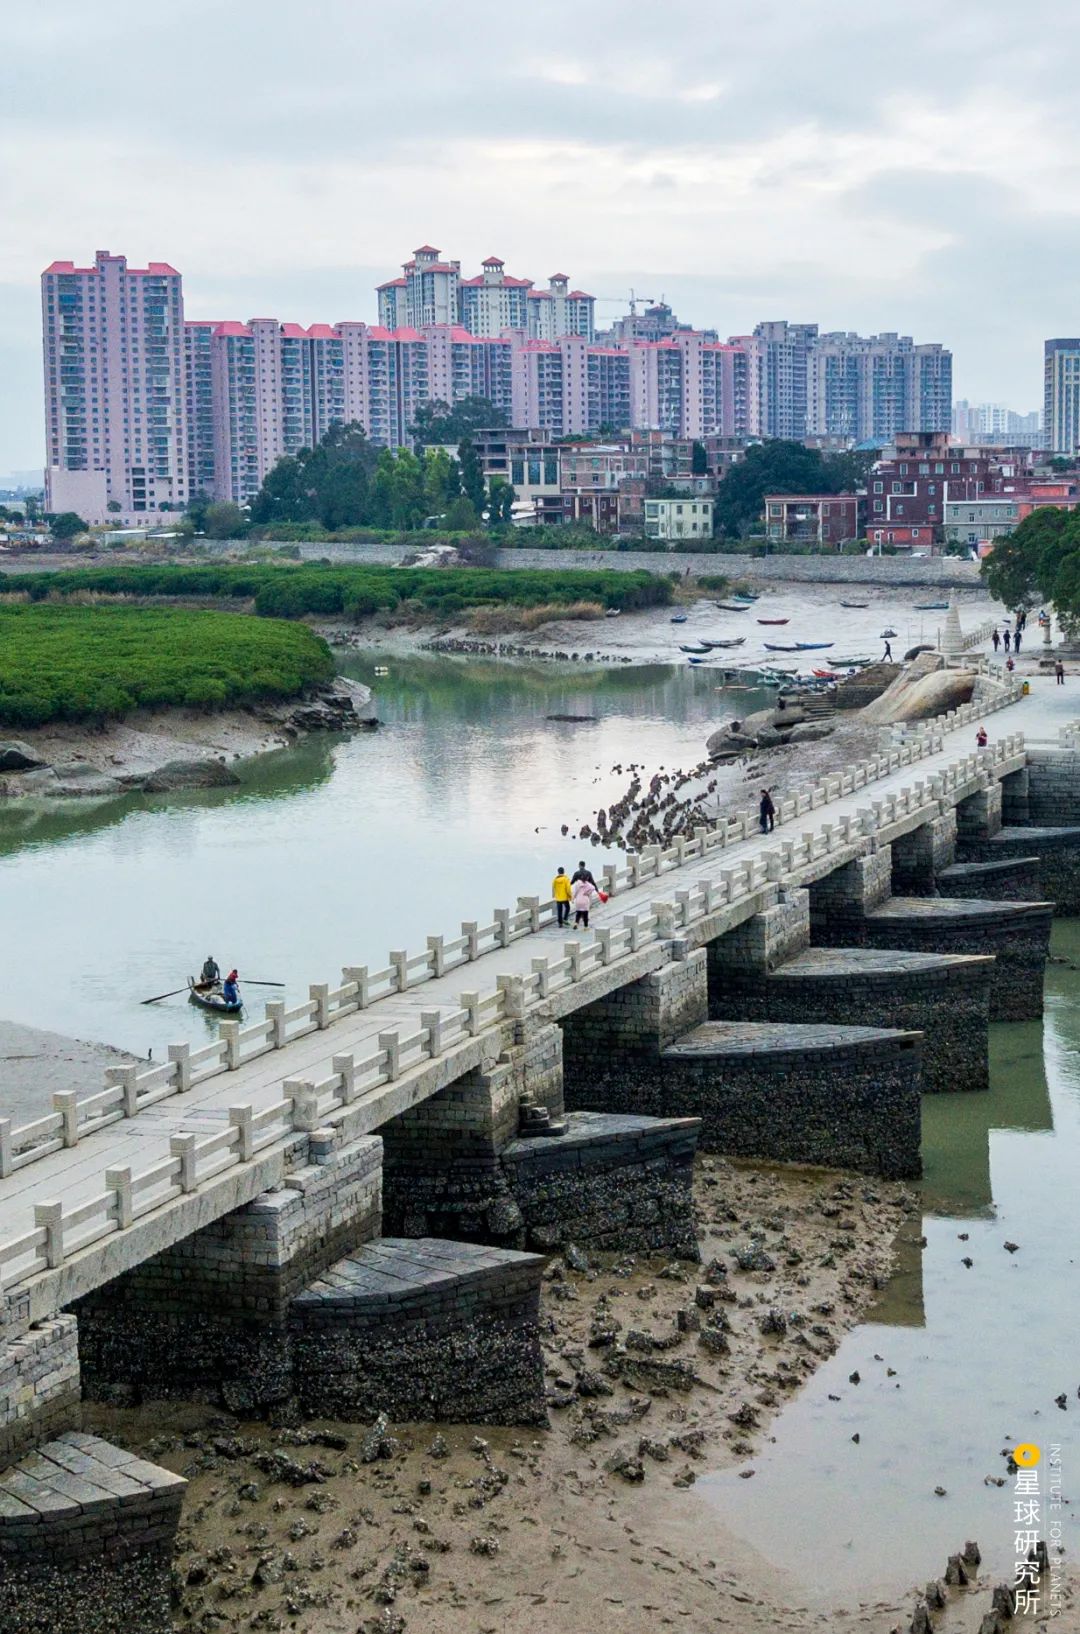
[0, 722, 1030, 1298]
[0, 677, 1025, 1199]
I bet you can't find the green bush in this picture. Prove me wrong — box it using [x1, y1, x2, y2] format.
[0, 562, 672, 623]
[0, 605, 334, 728]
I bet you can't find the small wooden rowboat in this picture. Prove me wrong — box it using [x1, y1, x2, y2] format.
[188, 977, 243, 1015]
[757, 618, 789, 625]
[716, 602, 751, 612]
[702, 637, 746, 649]
[840, 601, 868, 609]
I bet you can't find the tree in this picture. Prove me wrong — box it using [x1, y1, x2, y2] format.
[50, 511, 88, 540]
[444, 496, 481, 530]
[106, 500, 122, 514]
[203, 501, 246, 539]
[714, 440, 856, 537]
[487, 477, 517, 526]
[248, 421, 380, 529]
[458, 437, 487, 514]
[691, 441, 708, 475]
[409, 396, 508, 448]
[982, 507, 1078, 613]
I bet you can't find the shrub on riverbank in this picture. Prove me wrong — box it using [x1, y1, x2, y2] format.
[0, 605, 335, 728]
[0, 563, 671, 622]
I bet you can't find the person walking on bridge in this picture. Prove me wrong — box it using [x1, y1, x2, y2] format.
[976, 725, 988, 748]
[992, 627, 1001, 653]
[1057, 660, 1066, 686]
[1003, 628, 1011, 652]
[572, 876, 598, 929]
[1014, 627, 1023, 655]
[552, 866, 572, 927]
[571, 860, 596, 888]
[759, 788, 776, 833]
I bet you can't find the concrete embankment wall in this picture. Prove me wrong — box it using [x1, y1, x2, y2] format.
[288, 540, 985, 588]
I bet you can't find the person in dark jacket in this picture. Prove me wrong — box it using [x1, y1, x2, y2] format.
[571, 860, 596, 887]
[759, 788, 776, 833]
[201, 955, 220, 984]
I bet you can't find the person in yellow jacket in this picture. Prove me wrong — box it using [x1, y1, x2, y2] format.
[552, 866, 572, 927]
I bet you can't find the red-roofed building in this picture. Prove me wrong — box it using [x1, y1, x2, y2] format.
[42, 249, 188, 524]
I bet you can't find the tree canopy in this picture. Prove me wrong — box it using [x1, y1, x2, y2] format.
[409, 396, 508, 447]
[714, 440, 871, 537]
[49, 511, 88, 540]
[981, 507, 1080, 614]
[244, 420, 514, 533]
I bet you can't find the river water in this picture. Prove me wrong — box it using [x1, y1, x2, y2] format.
[0, 656, 763, 1056]
[1, 651, 1076, 1598]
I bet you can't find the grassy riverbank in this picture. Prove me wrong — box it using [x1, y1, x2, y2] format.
[0, 604, 335, 727]
[0, 562, 673, 622]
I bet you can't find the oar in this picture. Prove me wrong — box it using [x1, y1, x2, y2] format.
[142, 986, 190, 1005]
[242, 980, 286, 987]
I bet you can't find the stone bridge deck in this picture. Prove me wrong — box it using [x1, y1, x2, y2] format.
[0, 678, 1070, 1330]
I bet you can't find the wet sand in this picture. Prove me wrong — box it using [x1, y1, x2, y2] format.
[75, 1157, 1044, 1634]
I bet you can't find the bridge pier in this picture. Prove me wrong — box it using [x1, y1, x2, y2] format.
[0, 1432, 185, 1634]
[956, 781, 1003, 843]
[890, 810, 956, 894]
[958, 827, 1080, 915]
[74, 1135, 383, 1413]
[706, 889, 992, 1092]
[858, 897, 1053, 1021]
[291, 1239, 547, 1427]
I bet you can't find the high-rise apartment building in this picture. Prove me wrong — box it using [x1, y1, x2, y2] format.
[459, 258, 532, 336]
[952, 401, 1041, 447]
[42, 250, 187, 522]
[1044, 340, 1080, 454]
[183, 319, 217, 500]
[807, 332, 952, 441]
[377, 245, 595, 341]
[753, 321, 819, 439]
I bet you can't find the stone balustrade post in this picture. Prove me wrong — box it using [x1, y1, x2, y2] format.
[169, 1041, 192, 1089]
[107, 1166, 133, 1230]
[35, 1201, 64, 1268]
[228, 1106, 255, 1162]
[421, 1010, 445, 1057]
[390, 951, 409, 992]
[220, 1020, 241, 1070]
[426, 936, 446, 978]
[310, 983, 330, 1029]
[342, 966, 369, 1009]
[170, 1134, 198, 1192]
[265, 1001, 287, 1047]
[54, 1092, 78, 1149]
[286, 1079, 320, 1132]
[333, 1054, 356, 1104]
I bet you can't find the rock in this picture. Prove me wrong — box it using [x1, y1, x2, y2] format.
[1003, 1241, 1019, 1253]
[564, 1242, 590, 1272]
[991, 1583, 1016, 1616]
[141, 757, 241, 793]
[944, 1553, 970, 1586]
[787, 720, 836, 742]
[861, 652, 976, 724]
[15, 762, 122, 798]
[359, 1413, 400, 1463]
[427, 1433, 449, 1459]
[963, 1540, 982, 1566]
[924, 1580, 946, 1609]
[0, 740, 47, 771]
[909, 1604, 932, 1634]
[978, 1615, 1006, 1634]
[606, 1451, 645, 1483]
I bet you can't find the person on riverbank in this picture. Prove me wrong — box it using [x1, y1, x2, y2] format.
[759, 788, 775, 833]
[201, 955, 220, 985]
[992, 628, 1001, 652]
[552, 866, 572, 927]
[1006, 655, 1015, 674]
[882, 639, 893, 661]
[1057, 660, 1066, 685]
[976, 725, 988, 748]
[572, 876, 598, 929]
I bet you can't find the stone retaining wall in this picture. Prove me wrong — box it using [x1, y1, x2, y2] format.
[500, 1112, 700, 1257]
[853, 897, 1051, 1022]
[711, 946, 992, 1092]
[807, 849, 892, 944]
[0, 1316, 80, 1469]
[0, 1431, 184, 1634]
[651, 1022, 922, 1178]
[293, 541, 986, 586]
[291, 1238, 546, 1426]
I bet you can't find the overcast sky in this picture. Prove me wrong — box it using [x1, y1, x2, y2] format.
[1, 0, 1074, 474]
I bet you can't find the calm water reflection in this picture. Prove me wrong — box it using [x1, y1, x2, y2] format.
[700, 921, 1080, 1601]
[0, 656, 765, 1056]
